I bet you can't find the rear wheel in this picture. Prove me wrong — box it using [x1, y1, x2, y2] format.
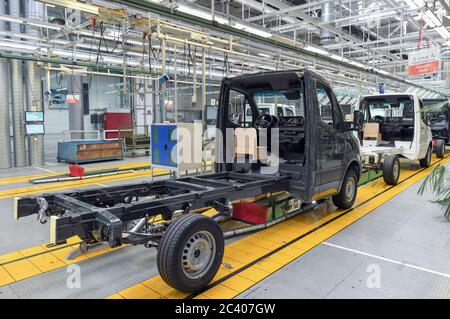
[157, 214, 224, 292]
[332, 169, 358, 209]
[419, 145, 432, 168]
[435, 139, 446, 158]
[383, 155, 400, 185]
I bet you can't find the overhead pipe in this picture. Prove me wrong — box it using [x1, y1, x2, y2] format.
[0, 0, 11, 169]
[9, 0, 27, 167]
[25, 0, 45, 166]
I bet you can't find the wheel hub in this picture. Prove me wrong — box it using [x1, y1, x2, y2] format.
[393, 161, 399, 179]
[345, 177, 356, 202]
[181, 231, 216, 279]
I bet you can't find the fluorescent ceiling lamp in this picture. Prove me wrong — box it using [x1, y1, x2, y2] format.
[257, 53, 272, 58]
[0, 40, 38, 51]
[423, 10, 441, 28]
[177, 5, 270, 37]
[37, 0, 98, 15]
[233, 22, 272, 38]
[304, 45, 329, 55]
[435, 25, 450, 39]
[27, 22, 62, 31]
[0, 14, 24, 24]
[177, 5, 228, 24]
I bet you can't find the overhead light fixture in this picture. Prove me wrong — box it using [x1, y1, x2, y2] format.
[435, 25, 450, 39]
[257, 53, 272, 58]
[177, 4, 228, 24]
[233, 22, 272, 38]
[423, 10, 442, 28]
[27, 21, 62, 31]
[0, 13, 24, 24]
[37, 0, 98, 15]
[0, 40, 38, 51]
[176, 5, 271, 38]
[304, 45, 329, 56]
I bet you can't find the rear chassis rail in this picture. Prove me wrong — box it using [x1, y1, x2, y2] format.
[15, 172, 291, 247]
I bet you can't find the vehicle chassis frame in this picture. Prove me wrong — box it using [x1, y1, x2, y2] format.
[15, 172, 291, 248]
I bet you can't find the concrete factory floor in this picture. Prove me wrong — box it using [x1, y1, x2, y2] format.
[0, 153, 449, 299]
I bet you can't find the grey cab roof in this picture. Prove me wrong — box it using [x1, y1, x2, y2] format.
[224, 69, 327, 93]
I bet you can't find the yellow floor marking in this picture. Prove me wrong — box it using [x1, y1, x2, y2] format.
[0, 237, 127, 287]
[106, 294, 125, 299]
[111, 154, 450, 299]
[2, 259, 41, 281]
[118, 283, 165, 299]
[0, 161, 151, 185]
[200, 284, 238, 299]
[0, 209, 215, 288]
[0, 251, 23, 264]
[0, 168, 171, 199]
[0, 266, 15, 286]
[141, 277, 189, 299]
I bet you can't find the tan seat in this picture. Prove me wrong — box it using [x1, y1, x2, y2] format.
[235, 127, 257, 158]
[363, 123, 381, 142]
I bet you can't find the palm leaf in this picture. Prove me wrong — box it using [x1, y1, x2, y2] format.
[420, 101, 449, 115]
[418, 165, 450, 219]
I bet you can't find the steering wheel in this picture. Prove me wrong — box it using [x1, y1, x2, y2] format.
[372, 115, 385, 123]
[256, 114, 277, 129]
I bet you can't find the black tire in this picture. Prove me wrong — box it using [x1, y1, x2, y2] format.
[382, 155, 400, 185]
[435, 139, 445, 158]
[157, 214, 224, 292]
[332, 169, 358, 209]
[419, 145, 432, 168]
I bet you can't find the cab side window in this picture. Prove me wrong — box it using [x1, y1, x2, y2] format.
[228, 90, 252, 127]
[316, 83, 335, 127]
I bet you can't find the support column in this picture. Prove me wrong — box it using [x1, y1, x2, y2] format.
[9, 0, 27, 167]
[26, 0, 45, 166]
[0, 0, 11, 169]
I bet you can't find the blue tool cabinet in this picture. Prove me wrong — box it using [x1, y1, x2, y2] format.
[151, 123, 202, 174]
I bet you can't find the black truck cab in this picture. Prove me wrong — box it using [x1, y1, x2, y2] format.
[215, 69, 361, 208]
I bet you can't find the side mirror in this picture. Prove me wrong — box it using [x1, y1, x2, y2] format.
[353, 110, 364, 131]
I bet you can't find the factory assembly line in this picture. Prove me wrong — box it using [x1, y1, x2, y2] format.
[14, 69, 362, 292]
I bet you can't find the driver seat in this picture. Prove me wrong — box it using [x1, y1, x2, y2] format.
[363, 122, 382, 146]
[234, 127, 268, 161]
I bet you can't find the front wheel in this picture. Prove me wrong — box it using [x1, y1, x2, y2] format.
[157, 214, 224, 292]
[419, 145, 432, 168]
[435, 139, 446, 159]
[332, 169, 358, 209]
[383, 155, 400, 185]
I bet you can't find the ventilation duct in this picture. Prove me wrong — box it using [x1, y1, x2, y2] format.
[320, 2, 336, 46]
